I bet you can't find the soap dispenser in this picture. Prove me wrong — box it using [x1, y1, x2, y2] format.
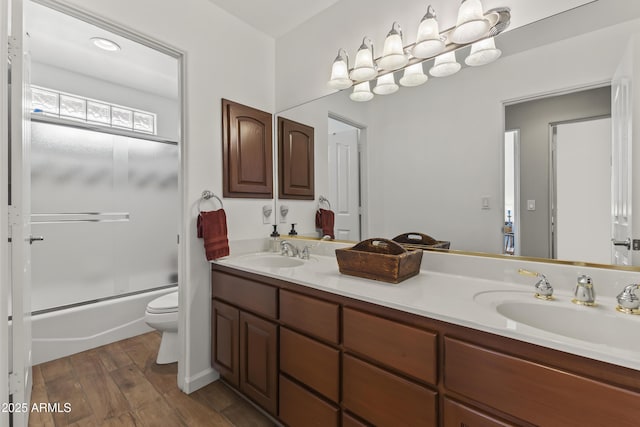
[289, 223, 298, 236]
[270, 225, 280, 252]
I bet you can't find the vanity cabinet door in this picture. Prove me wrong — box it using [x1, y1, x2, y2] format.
[222, 99, 273, 198]
[211, 300, 239, 387]
[239, 311, 278, 416]
[278, 117, 314, 200]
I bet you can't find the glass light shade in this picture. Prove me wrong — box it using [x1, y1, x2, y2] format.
[429, 51, 461, 77]
[450, 0, 489, 44]
[350, 41, 376, 81]
[465, 37, 502, 66]
[373, 73, 399, 95]
[399, 63, 428, 87]
[350, 81, 374, 102]
[327, 50, 352, 90]
[378, 23, 408, 71]
[412, 7, 445, 59]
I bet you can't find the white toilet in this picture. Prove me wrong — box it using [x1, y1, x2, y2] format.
[145, 291, 179, 364]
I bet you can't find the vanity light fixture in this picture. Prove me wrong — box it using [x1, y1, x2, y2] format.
[373, 73, 399, 95]
[450, 0, 490, 44]
[90, 37, 121, 52]
[399, 63, 428, 87]
[327, 3, 510, 102]
[465, 36, 502, 66]
[413, 5, 445, 59]
[327, 48, 352, 90]
[429, 51, 461, 77]
[350, 81, 375, 102]
[350, 37, 377, 81]
[378, 22, 408, 71]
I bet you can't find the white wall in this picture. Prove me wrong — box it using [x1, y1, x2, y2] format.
[59, 0, 275, 392]
[31, 61, 180, 140]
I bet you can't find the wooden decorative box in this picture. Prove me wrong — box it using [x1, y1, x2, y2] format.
[335, 238, 423, 284]
[392, 232, 450, 251]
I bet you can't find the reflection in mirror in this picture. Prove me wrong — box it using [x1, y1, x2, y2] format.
[275, 3, 640, 269]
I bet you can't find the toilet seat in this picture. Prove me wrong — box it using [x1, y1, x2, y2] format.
[146, 291, 178, 314]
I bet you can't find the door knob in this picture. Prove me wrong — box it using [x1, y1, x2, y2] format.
[612, 237, 631, 250]
[29, 235, 44, 244]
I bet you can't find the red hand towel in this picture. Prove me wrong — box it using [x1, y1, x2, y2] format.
[197, 209, 230, 260]
[315, 208, 335, 240]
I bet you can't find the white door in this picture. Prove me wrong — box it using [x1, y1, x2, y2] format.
[611, 78, 632, 265]
[554, 118, 611, 264]
[8, 0, 34, 424]
[328, 128, 360, 241]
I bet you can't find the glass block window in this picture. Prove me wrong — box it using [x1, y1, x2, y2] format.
[31, 85, 157, 135]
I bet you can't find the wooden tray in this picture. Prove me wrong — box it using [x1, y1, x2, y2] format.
[392, 232, 450, 251]
[335, 238, 422, 284]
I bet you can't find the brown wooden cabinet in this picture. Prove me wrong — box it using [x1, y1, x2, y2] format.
[211, 263, 640, 427]
[239, 311, 278, 415]
[211, 300, 239, 387]
[278, 117, 314, 200]
[222, 99, 273, 198]
[211, 270, 278, 416]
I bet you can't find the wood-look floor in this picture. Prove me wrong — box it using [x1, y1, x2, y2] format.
[29, 332, 276, 427]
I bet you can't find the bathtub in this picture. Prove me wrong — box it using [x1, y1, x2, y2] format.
[31, 286, 177, 365]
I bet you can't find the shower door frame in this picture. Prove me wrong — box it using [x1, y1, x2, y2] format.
[18, 0, 188, 390]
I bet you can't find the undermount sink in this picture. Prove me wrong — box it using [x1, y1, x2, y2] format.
[233, 253, 305, 268]
[475, 290, 640, 352]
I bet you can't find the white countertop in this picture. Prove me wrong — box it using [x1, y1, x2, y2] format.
[214, 248, 640, 372]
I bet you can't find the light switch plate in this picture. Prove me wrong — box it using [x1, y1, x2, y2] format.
[527, 200, 536, 211]
[481, 196, 490, 210]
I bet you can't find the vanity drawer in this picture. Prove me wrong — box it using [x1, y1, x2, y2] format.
[280, 327, 340, 402]
[343, 354, 437, 427]
[443, 398, 515, 427]
[280, 290, 340, 344]
[279, 375, 339, 427]
[343, 307, 437, 385]
[444, 337, 640, 426]
[211, 270, 277, 319]
[342, 413, 369, 427]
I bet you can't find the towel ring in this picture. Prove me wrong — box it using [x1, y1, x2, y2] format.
[319, 195, 331, 209]
[199, 190, 223, 211]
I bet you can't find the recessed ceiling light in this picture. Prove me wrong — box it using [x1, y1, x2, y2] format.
[90, 37, 121, 52]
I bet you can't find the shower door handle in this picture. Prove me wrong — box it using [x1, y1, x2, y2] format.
[29, 235, 44, 244]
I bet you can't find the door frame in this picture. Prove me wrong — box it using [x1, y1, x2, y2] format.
[1, 0, 12, 424]
[6, 0, 189, 390]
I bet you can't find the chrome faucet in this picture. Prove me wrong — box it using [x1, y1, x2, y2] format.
[280, 240, 299, 257]
[518, 269, 554, 300]
[616, 284, 640, 314]
[300, 245, 311, 260]
[572, 275, 596, 306]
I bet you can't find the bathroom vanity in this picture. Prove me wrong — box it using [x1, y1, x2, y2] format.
[211, 249, 640, 426]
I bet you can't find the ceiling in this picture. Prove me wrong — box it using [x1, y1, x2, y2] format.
[206, 0, 341, 38]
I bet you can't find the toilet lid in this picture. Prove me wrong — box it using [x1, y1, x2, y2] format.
[147, 291, 178, 314]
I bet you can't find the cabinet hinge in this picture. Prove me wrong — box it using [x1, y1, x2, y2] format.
[8, 372, 21, 395]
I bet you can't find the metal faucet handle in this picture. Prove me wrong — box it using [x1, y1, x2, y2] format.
[572, 274, 596, 306]
[280, 240, 299, 257]
[518, 269, 554, 300]
[616, 284, 640, 315]
[300, 246, 310, 260]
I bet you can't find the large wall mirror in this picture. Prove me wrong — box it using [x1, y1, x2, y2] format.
[274, 1, 640, 270]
